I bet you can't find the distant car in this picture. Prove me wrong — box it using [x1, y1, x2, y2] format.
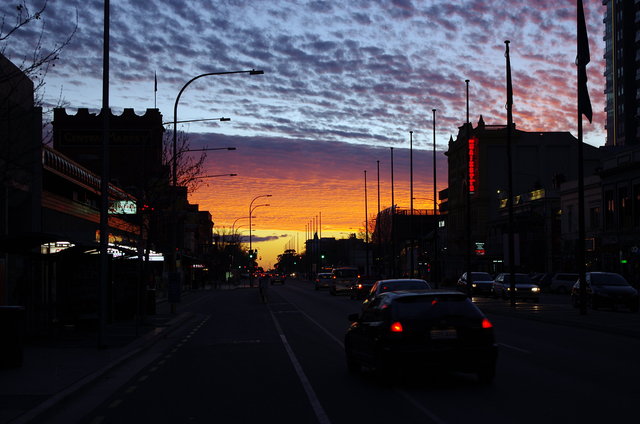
[362, 279, 431, 306]
[457, 272, 495, 296]
[571, 272, 639, 312]
[330, 267, 360, 295]
[349, 276, 378, 300]
[549, 273, 579, 294]
[270, 272, 285, 285]
[315, 273, 333, 290]
[492, 273, 541, 302]
[345, 290, 498, 383]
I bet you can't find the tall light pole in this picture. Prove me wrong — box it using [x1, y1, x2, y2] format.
[376, 160, 381, 277]
[390, 147, 396, 277]
[172, 69, 263, 187]
[249, 194, 272, 286]
[410, 130, 415, 277]
[168, 68, 262, 309]
[433, 108, 438, 287]
[364, 170, 369, 276]
[465, 79, 472, 297]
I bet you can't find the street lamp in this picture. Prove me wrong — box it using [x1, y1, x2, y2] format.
[249, 194, 272, 254]
[172, 69, 264, 187]
[249, 195, 271, 286]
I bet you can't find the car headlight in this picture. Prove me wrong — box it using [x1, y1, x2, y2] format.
[472, 283, 477, 288]
[531, 287, 541, 292]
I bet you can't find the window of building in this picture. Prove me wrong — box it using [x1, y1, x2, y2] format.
[589, 206, 601, 230]
[619, 186, 632, 228]
[605, 189, 615, 229]
[634, 183, 640, 227]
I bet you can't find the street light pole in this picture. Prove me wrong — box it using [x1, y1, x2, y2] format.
[433, 108, 438, 287]
[249, 194, 272, 286]
[168, 68, 262, 308]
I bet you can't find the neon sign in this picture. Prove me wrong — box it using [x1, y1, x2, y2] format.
[468, 136, 478, 194]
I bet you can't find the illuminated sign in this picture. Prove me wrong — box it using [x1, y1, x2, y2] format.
[468, 136, 478, 194]
[475, 242, 485, 256]
[109, 200, 137, 215]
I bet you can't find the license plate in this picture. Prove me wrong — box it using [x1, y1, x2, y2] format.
[430, 328, 457, 340]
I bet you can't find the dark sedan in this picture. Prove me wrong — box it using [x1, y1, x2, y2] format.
[457, 272, 495, 296]
[571, 272, 638, 312]
[349, 276, 378, 300]
[345, 290, 498, 383]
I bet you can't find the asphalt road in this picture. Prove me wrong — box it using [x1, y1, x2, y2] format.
[41, 279, 640, 423]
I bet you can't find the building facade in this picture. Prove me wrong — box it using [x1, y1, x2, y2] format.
[445, 117, 603, 281]
[603, 0, 640, 146]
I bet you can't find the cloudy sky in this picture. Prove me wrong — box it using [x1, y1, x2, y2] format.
[2, 0, 607, 267]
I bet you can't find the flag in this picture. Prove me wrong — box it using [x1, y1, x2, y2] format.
[154, 71, 157, 92]
[577, 0, 592, 123]
[505, 40, 513, 110]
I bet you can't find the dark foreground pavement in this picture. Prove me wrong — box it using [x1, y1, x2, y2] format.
[2, 282, 639, 423]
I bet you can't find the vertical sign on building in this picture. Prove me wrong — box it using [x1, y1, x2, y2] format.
[468, 136, 478, 194]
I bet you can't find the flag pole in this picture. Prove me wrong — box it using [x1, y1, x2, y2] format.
[154, 71, 157, 109]
[577, 0, 592, 315]
[505, 40, 516, 307]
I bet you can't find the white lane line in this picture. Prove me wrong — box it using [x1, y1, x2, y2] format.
[498, 342, 532, 354]
[394, 389, 448, 424]
[269, 309, 332, 424]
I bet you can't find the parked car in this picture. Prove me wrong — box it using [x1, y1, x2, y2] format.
[314, 272, 333, 290]
[548, 273, 578, 294]
[571, 272, 639, 312]
[349, 276, 378, 300]
[345, 290, 498, 383]
[362, 279, 432, 306]
[457, 272, 495, 296]
[330, 267, 360, 295]
[492, 273, 541, 302]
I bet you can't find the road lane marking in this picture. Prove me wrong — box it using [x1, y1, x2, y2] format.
[108, 399, 122, 409]
[269, 309, 332, 424]
[498, 343, 532, 354]
[394, 389, 448, 424]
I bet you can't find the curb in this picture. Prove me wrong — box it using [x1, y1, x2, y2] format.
[9, 311, 196, 424]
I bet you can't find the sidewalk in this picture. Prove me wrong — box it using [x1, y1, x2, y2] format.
[0, 287, 214, 424]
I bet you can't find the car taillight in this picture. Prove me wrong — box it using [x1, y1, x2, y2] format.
[481, 318, 493, 329]
[390, 322, 403, 333]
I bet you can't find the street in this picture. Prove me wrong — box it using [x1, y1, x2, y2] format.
[40, 279, 640, 424]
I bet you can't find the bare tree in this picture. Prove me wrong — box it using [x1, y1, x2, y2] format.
[162, 127, 207, 193]
[1, 0, 78, 103]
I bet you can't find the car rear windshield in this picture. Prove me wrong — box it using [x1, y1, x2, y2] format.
[334, 269, 358, 278]
[392, 294, 479, 320]
[471, 272, 493, 280]
[591, 274, 629, 286]
[380, 281, 430, 292]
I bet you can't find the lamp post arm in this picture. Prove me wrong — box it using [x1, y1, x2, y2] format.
[172, 69, 263, 186]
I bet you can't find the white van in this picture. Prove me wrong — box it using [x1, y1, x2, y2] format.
[330, 267, 359, 295]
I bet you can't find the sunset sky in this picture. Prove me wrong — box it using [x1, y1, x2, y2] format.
[2, 0, 607, 267]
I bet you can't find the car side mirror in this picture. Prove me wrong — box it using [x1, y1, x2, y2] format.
[348, 313, 359, 322]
